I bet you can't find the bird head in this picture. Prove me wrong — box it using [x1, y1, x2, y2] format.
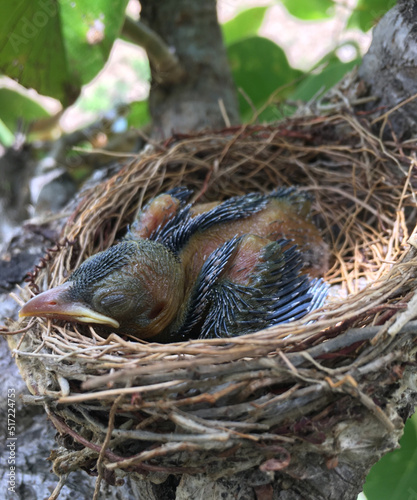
[19, 240, 184, 339]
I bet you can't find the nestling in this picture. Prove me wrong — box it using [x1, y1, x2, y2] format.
[19, 187, 329, 341]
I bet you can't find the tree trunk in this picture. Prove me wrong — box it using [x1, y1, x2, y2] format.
[358, 0, 417, 138]
[140, 0, 240, 139]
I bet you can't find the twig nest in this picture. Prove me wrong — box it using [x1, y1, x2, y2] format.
[7, 113, 417, 488]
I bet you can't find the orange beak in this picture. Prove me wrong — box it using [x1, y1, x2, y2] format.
[19, 282, 120, 328]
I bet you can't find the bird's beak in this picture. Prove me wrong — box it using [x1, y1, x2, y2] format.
[19, 282, 120, 328]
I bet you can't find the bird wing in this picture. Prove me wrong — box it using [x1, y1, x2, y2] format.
[176, 236, 241, 338]
[157, 193, 269, 254]
[176, 235, 328, 339]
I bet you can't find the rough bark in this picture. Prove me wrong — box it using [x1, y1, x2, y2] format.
[140, 0, 240, 139]
[0, 138, 32, 245]
[358, 0, 417, 138]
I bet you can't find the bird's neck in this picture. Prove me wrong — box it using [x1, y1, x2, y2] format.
[130, 240, 186, 339]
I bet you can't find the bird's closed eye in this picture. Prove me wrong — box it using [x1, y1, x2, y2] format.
[97, 293, 135, 316]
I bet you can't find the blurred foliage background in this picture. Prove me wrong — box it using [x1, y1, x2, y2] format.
[1, 1, 415, 499]
[0, 0, 397, 145]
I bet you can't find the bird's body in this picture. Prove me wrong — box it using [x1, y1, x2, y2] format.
[20, 187, 329, 341]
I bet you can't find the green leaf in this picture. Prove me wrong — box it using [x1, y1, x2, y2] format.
[0, 87, 50, 134]
[347, 0, 396, 32]
[227, 36, 301, 120]
[0, 0, 129, 106]
[290, 58, 360, 102]
[222, 7, 268, 46]
[281, 0, 336, 20]
[256, 102, 298, 123]
[0, 118, 15, 147]
[127, 100, 150, 128]
[59, 0, 128, 86]
[363, 413, 417, 500]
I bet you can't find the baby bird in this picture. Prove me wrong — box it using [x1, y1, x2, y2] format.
[19, 187, 329, 341]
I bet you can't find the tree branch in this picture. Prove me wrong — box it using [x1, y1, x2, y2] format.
[122, 16, 186, 85]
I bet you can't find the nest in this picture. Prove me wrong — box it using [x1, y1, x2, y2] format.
[7, 111, 417, 492]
